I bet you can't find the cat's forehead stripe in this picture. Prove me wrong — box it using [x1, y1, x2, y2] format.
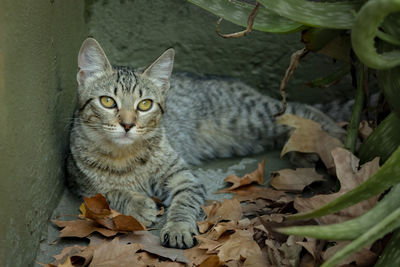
[115, 67, 137, 94]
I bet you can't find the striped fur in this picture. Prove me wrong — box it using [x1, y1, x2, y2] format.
[67, 38, 345, 249]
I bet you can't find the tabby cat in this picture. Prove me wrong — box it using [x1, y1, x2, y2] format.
[67, 38, 344, 249]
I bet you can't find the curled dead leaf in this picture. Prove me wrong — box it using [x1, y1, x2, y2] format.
[218, 158, 266, 192]
[277, 114, 343, 170]
[198, 199, 243, 233]
[294, 147, 380, 224]
[270, 168, 324, 193]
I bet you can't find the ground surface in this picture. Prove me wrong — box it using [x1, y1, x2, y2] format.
[34, 150, 291, 266]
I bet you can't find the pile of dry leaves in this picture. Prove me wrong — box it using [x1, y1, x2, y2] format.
[40, 114, 382, 267]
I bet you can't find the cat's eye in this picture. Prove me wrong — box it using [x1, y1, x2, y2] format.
[100, 96, 116, 109]
[137, 99, 153, 111]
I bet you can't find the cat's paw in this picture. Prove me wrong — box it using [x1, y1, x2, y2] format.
[160, 221, 198, 249]
[125, 195, 158, 227]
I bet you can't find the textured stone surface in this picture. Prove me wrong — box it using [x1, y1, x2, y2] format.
[0, 1, 85, 266]
[86, 0, 353, 103]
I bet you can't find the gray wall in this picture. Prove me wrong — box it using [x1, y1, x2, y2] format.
[87, 0, 353, 103]
[0, 0, 85, 266]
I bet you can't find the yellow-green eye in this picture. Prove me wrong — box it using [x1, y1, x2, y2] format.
[100, 96, 116, 108]
[137, 99, 153, 111]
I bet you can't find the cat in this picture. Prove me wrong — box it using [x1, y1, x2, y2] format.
[67, 38, 345, 249]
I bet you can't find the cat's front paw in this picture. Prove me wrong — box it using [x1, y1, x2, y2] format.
[125, 195, 158, 227]
[160, 221, 198, 249]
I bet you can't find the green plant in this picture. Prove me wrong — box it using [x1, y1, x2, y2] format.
[188, 0, 400, 265]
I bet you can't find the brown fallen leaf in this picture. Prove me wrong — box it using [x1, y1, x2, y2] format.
[294, 147, 380, 224]
[53, 194, 147, 239]
[81, 194, 146, 232]
[199, 255, 225, 267]
[323, 241, 377, 266]
[217, 229, 261, 262]
[58, 257, 74, 267]
[52, 220, 119, 238]
[229, 185, 291, 203]
[89, 237, 143, 267]
[359, 120, 373, 141]
[277, 114, 343, 170]
[265, 235, 303, 267]
[198, 199, 243, 233]
[184, 247, 211, 266]
[218, 158, 266, 192]
[89, 231, 189, 264]
[270, 168, 324, 192]
[206, 218, 251, 241]
[243, 250, 269, 267]
[137, 251, 185, 267]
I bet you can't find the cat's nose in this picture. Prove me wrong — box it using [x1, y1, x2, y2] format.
[120, 122, 135, 132]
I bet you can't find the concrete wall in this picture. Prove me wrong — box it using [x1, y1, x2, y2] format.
[0, 1, 85, 266]
[86, 0, 353, 103]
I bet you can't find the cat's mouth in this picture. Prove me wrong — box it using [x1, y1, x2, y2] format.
[112, 132, 136, 145]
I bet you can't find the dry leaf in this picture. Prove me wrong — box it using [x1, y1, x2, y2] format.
[243, 250, 269, 267]
[323, 241, 377, 266]
[82, 194, 146, 232]
[199, 255, 225, 267]
[198, 199, 243, 233]
[359, 120, 373, 141]
[218, 158, 266, 192]
[294, 147, 380, 224]
[58, 257, 74, 267]
[90, 237, 142, 267]
[52, 220, 118, 238]
[217, 230, 262, 262]
[277, 114, 343, 170]
[229, 185, 291, 203]
[206, 218, 251, 241]
[89, 231, 189, 264]
[265, 235, 303, 267]
[184, 247, 211, 266]
[270, 168, 324, 192]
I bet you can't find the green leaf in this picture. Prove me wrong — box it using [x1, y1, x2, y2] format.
[288, 145, 400, 221]
[351, 0, 400, 69]
[374, 228, 400, 267]
[306, 64, 350, 88]
[321, 208, 400, 267]
[277, 184, 400, 240]
[302, 29, 343, 51]
[258, 0, 362, 29]
[358, 113, 400, 164]
[187, 0, 303, 33]
[377, 66, 400, 114]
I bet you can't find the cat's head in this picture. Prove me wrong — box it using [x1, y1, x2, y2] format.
[76, 38, 174, 146]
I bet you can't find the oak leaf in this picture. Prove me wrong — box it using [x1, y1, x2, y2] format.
[218, 158, 266, 192]
[229, 185, 291, 203]
[81, 194, 146, 232]
[322, 241, 377, 266]
[277, 114, 343, 170]
[88, 231, 189, 264]
[89, 237, 142, 267]
[270, 168, 324, 192]
[198, 199, 243, 233]
[217, 230, 262, 262]
[294, 147, 380, 224]
[52, 220, 119, 238]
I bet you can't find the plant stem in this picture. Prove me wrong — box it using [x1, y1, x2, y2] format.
[344, 64, 366, 153]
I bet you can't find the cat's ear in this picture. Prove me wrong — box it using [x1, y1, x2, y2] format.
[142, 49, 174, 91]
[77, 38, 112, 85]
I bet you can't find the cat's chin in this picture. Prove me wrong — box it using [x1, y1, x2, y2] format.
[111, 136, 136, 146]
